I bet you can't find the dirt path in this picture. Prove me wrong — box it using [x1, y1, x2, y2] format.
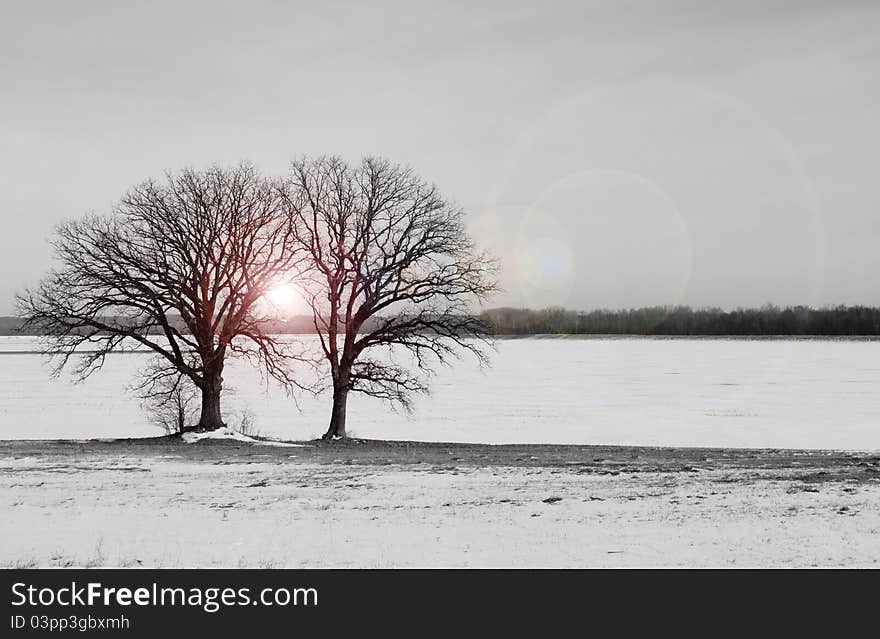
[2, 438, 879, 567]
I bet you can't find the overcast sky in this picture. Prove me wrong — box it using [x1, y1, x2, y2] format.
[1, 0, 878, 314]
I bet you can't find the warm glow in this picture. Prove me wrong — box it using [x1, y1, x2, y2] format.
[263, 282, 304, 316]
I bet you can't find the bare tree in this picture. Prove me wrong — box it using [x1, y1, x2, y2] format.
[283, 156, 498, 440]
[17, 164, 306, 432]
[137, 371, 199, 435]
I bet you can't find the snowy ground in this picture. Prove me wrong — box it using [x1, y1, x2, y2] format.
[2, 439, 878, 567]
[4, 336, 880, 449]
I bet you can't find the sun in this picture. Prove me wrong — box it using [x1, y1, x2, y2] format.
[263, 281, 304, 316]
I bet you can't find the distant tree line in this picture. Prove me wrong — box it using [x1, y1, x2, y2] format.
[478, 305, 880, 336]
[7, 304, 880, 338]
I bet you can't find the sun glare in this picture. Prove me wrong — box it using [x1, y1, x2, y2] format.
[263, 282, 304, 316]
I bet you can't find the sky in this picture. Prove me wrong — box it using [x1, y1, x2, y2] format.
[1, 0, 878, 314]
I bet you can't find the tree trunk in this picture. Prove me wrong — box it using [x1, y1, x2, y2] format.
[323, 385, 349, 440]
[195, 371, 224, 432]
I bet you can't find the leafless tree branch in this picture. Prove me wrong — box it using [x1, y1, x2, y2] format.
[17, 163, 309, 432]
[281, 156, 499, 439]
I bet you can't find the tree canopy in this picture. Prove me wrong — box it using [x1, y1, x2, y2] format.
[17, 164, 307, 431]
[283, 156, 498, 439]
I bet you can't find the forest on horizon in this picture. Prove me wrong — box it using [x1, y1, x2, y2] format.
[4, 304, 880, 337]
[479, 305, 880, 336]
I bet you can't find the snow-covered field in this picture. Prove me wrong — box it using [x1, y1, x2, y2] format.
[2, 336, 880, 450]
[2, 440, 878, 567]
